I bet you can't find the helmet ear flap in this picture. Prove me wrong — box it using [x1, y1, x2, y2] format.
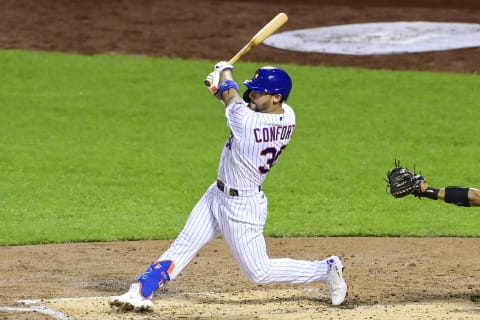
[243, 89, 252, 103]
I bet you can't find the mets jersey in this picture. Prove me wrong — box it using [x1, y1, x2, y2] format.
[217, 100, 296, 190]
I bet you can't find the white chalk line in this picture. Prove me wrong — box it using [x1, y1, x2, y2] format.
[0, 300, 74, 320]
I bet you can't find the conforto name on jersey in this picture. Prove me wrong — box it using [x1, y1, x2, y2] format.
[253, 125, 296, 143]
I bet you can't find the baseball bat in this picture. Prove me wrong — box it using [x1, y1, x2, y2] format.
[228, 12, 288, 64]
[205, 12, 288, 87]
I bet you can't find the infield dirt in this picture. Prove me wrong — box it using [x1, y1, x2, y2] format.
[0, 0, 479, 319]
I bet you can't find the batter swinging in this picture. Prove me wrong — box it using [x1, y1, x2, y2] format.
[109, 62, 348, 313]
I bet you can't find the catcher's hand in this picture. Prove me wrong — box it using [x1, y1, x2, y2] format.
[386, 160, 424, 198]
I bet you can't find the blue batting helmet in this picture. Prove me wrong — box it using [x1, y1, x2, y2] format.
[243, 66, 292, 101]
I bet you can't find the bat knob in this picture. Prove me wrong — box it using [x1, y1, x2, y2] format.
[204, 79, 211, 87]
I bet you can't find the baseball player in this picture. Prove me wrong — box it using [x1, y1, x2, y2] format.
[109, 62, 347, 313]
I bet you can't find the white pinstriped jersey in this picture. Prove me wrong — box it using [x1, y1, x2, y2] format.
[217, 100, 296, 189]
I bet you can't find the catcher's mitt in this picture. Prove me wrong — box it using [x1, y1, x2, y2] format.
[386, 160, 424, 198]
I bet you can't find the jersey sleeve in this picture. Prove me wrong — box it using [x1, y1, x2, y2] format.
[225, 100, 250, 138]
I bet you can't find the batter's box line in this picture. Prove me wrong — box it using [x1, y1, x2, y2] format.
[0, 298, 78, 320]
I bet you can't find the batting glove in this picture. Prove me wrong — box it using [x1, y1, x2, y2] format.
[214, 61, 234, 72]
[205, 70, 221, 95]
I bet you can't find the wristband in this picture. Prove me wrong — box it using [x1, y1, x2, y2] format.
[218, 80, 239, 95]
[420, 187, 439, 200]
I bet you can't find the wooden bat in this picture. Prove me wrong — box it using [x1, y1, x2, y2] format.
[228, 12, 288, 64]
[205, 13, 288, 87]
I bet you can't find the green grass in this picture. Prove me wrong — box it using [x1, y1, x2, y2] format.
[1, 50, 479, 245]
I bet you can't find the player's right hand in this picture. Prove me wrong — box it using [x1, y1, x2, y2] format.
[205, 70, 220, 94]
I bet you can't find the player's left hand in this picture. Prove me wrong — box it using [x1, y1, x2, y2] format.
[214, 61, 234, 72]
[205, 70, 220, 94]
[386, 160, 424, 198]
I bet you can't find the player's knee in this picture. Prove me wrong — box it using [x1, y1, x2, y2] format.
[246, 273, 270, 285]
[241, 265, 271, 285]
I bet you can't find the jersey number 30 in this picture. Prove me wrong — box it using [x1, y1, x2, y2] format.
[259, 145, 287, 174]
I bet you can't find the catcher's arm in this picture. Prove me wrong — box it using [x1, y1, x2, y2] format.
[387, 160, 480, 207]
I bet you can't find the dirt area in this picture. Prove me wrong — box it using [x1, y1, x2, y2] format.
[1, 238, 479, 319]
[1, 0, 480, 73]
[0, 0, 479, 319]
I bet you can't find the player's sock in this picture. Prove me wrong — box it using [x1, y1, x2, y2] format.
[137, 260, 174, 298]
